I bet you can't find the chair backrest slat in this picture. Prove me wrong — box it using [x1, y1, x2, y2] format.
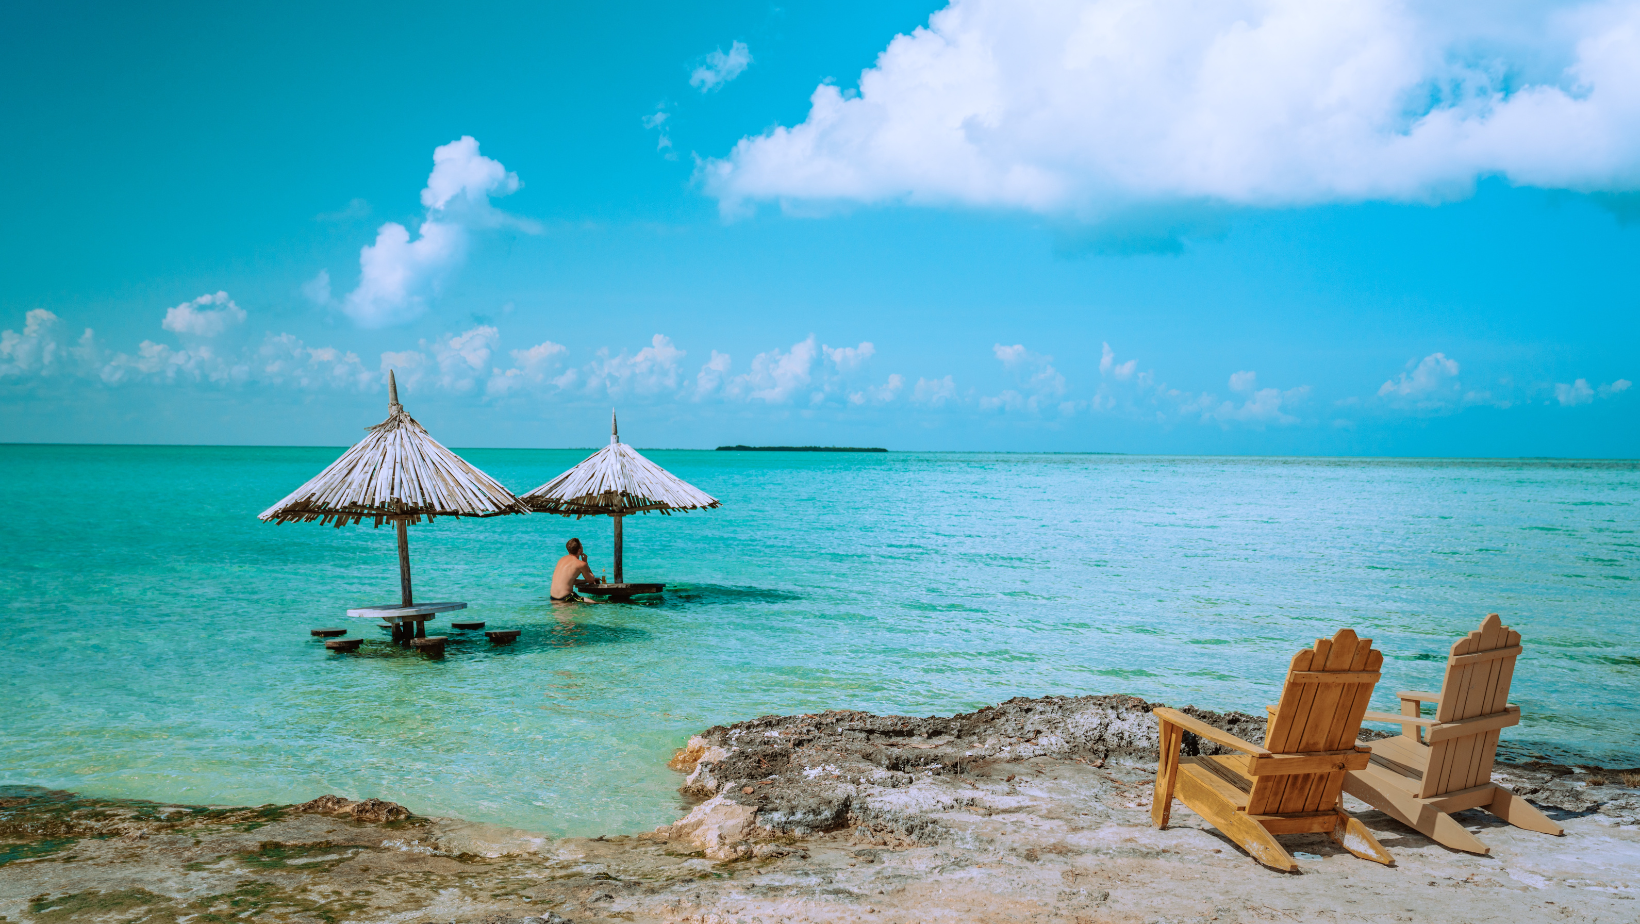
[1419, 614, 1521, 798]
[1247, 630, 1381, 815]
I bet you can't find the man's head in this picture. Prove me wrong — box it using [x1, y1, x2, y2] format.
[566, 538, 583, 557]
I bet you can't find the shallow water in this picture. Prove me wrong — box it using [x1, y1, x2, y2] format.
[1, 445, 1635, 835]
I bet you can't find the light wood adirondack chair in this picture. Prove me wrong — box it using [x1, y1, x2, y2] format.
[1342, 613, 1562, 855]
[1152, 629, 1393, 871]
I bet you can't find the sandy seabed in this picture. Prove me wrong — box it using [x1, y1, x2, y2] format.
[3, 695, 1637, 924]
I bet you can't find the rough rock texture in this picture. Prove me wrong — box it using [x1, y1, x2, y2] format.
[4, 696, 1638, 924]
[671, 694, 1267, 843]
[293, 794, 413, 823]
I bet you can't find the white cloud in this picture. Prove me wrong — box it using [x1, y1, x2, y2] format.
[690, 41, 753, 92]
[162, 291, 246, 338]
[581, 334, 686, 397]
[257, 333, 375, 391]
[344, 137, 529, 328]
[703, 1, 1640, 217]
[913, 374, 958, 407]
[643, 105, 677, 159]
[488, 339, 569, 397]
[0, 310, 98, 378]
[727, 335, 819, 403]
[1204, 385, 1311, 426]
[850, 373, 905, 405]
[1099, 342, 1136, 380]
[1229, 370, 1258, 393]
[1555, 378, 1596, 405]
[824, 340, 876, 373]
[988, 342, 1067, 411]
[421, 136, 521, 210]
[1379, 352, 1461, 399]
[692, 350, 732, 400]
[1601, 378, 1633, 397]
[301, 270, 332, 305]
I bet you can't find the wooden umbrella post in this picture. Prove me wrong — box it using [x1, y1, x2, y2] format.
[395, 518, 413, 606]
[395, 517, 413, 642]
[612, 513, 624, 584]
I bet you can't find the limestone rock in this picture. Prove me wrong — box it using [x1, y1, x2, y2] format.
[294, 794, 411, 823]
[669, 794, 757, 860]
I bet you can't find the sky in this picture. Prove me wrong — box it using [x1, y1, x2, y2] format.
[1, 0, 1636, 455]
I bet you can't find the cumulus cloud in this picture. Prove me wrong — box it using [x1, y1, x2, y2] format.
[0, 310, 98, 379]
[703, 0, 1640, 218]
[1558, 376, 1632, 405]
[1100, 342, 1136, 380]
[580, 334, 686, 397]
[343, 137, 530, 328]
[850, 373, 905, 405]
[824, 341, 876, 373]
[162, 292, 246, 338]
[692, 350, 732, 400]
[488, 339, 569, 397]
[986, 342, 1067, 412]
[1204, 383, 1311, 427]
[1379, 352, 1462, 400]
[1555, 378, 1596, 405]
[257, 333, 374, 391]
[726, 335, 819, 403]
[913, 374, 959, 407]
[690, 41, 753, 92]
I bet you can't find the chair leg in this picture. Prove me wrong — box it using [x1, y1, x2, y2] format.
[1176, 767, 1296, 871]
[1345, 768, 1491, 855]
[1486, 787, 1564, 836]
[1152, 721, 1183, 829]
[1329, 810, 1394, 865]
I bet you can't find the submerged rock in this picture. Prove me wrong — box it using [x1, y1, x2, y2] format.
[294, 794, 412, 823]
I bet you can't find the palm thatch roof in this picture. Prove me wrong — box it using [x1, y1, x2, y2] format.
[520, 412, 719, 517]
[259, 372, 529, 527]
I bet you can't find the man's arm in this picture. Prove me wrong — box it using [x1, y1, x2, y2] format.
[578, 559, 597, 582]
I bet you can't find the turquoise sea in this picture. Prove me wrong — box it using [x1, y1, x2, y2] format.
[1, 445, 1636, 836]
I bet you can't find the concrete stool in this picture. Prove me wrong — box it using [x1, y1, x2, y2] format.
[410, 636, 447, 657]
[311, 628, 347, 638]
[486, 630, 521, 644]
[325, 638, 363, 652]
[451, 620, 485, 630]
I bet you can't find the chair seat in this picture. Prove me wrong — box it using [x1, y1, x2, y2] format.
[1181, 755, 1253, 804]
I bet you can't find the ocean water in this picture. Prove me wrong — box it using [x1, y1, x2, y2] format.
[1, 445, 1636, 836]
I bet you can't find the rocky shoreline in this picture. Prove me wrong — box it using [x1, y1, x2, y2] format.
[4, 695, 1638, 923]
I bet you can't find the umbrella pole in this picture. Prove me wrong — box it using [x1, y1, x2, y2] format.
[395, 518, 414, 606]
[613, 514, 624, 584]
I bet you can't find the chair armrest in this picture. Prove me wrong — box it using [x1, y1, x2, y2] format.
[1397, 690, 1442, 702]
[1363, 709, 1436, 727]
[1153, 707, 1270, 756]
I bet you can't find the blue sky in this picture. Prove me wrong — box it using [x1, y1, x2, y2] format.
[2, 0, 1636, 454]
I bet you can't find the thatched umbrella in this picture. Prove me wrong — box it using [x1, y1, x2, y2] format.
[260, 371, 529, 634]
[520, 411, 718, 587]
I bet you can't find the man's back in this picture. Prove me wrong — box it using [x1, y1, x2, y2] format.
[551, 553, 592, 598]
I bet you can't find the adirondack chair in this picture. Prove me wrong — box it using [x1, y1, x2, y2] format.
[1342, 613, 1562, 855]
[1152, 629, 1393, 871]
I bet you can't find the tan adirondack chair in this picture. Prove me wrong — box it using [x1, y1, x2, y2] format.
[1342, 613, 1562, 854]
[1152, 629, 1393, 871]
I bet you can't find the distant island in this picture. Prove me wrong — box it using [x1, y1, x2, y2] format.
[716, 445, 888, 452]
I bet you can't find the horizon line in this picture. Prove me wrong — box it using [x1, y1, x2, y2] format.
[1, 442, 1636, 463]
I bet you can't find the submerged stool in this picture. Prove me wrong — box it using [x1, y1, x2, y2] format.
[486, 630, 521, 644]
[410, 636, 447, 657]
[311, 628, 347, 638]
[451, 620, 485, 630]
[325, 638, 362, 652]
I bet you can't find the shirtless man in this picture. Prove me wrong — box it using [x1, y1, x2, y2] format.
[550, 538, 597, 602]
